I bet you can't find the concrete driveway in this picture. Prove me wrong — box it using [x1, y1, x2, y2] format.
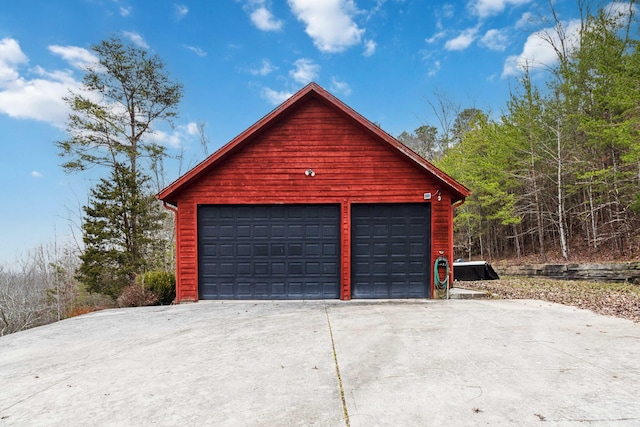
[1, 299, 640, 426]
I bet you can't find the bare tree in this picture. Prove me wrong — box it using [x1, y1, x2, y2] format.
[426, 90, 461, 153]
[0, 243, 84, 336]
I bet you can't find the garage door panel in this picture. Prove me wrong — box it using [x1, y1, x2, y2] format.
[323, 243, 337, 256]
[305, 243, 320, 256]
[409, 243, 423, 255]
[254, 263, 268, 275]
[373, 244, 387, 255]
[237, 262, 251, 275]
[237, 244, 251, 256]
[272, 262, 285, 275]
[306, 282, 320, 293]
[201, 244, 216, 256]
[323, 224, 338, 236]
[254, 225, 269, 238]
[288, 263, 303, 275]
[323, 262, 338, 274]
[220, 225, 234, 238]
[219, 283, 233, 297]
[354, 224, 369, 236]
[391, 261, 407, 273]
[391, 243, 406, 255]
[410, 261, 423, 273]
[305, 224, 320, 237]
[255, 282, 268, 295]
[254, 244, 268, 256]
[271, 243, 285, 256]
[306, 262, 320, 274]
[409, 224, 425, 235]
[352, 204, 431, 299]
[289, 244, 302, 256]
[237, 283, 252, 296]
[219, 244, 234, 256]
[272, 225, 285, 237]
[288, 224, 303, 237]
[219, 263, 234, 275]
[374, 262, 387, 274]
[198, 205, 340, 299]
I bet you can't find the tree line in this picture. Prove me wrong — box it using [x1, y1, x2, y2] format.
[400, 2, 640, 262]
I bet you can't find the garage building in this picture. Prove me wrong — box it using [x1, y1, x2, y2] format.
[158, 83, 469, 302]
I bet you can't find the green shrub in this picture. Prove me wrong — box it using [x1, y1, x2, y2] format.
[138, 271, 176, 305]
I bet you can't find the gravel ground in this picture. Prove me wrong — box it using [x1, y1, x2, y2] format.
[456, 277, 640, 322]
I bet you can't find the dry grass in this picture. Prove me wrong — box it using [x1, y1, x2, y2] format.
[456, 277, 640, 322]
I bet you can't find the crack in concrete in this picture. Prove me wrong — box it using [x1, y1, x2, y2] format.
[324, 302, 350, 427]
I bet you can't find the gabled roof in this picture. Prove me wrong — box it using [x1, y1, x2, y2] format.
[158, 82, 470, 205]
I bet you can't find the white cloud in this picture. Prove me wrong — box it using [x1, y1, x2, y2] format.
[122, 31, 149, 49]
[0, 38, 28, 81]
[442, 3, 455, 18]
[426, 31, 447, 44]
[186, 46, 207, 57]
[288, 0, 365, 53]
[256, 58, 318, 106]
[289, 58, 319, 84]
[470, 0, 532, 18]
[0, 39, 81, 126]
[428, 60, 441, 77]
[363, 0, 389, 20]
[251, 6, 283, 31]
[243, 1, 283, 31]
[0, 68, 78, 125]
[444, 26, 479, 51]
[48, 45, 99, 69]
[151, 129, 182, 148]
[502, 19, 581, 77]
[250, 59, 278, 76]
[175, 4, 189, 19]
[151, 122, 200, 148]
[479, 29, 509, 51]
[0, 38, 195, 149]
[515, 11, 535, 29]
[363, 39, 376, 56]
[186, 122, 199, 135]
[31, 171, 43, 178]
[261, 87, 294, 105]
[330, 77, 351, 96]
[112, 0, 133, 18]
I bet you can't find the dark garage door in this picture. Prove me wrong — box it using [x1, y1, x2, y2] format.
[198, 205, 340, 300]
[351, 204, 431, 299]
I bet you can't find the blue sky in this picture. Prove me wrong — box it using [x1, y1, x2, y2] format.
[0, 0, 600, 265]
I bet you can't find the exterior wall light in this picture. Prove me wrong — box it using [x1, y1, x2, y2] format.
[305, 168, 316, 177]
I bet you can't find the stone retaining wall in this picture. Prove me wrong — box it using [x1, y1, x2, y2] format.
[496, 263, 640, 283]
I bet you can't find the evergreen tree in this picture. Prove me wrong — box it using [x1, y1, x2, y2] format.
[56, 36, 183, 297]
[78, 165, 165, 298]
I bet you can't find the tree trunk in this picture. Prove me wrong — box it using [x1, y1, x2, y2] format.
[556, 118, 568, 260]
[587, 181, 597, 249]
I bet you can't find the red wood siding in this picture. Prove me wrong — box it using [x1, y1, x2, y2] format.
[175, 202, 198, 301]
[431, 194, 455, 295]
[341, 200, 351, 300]
[171, 97, 458, 301]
